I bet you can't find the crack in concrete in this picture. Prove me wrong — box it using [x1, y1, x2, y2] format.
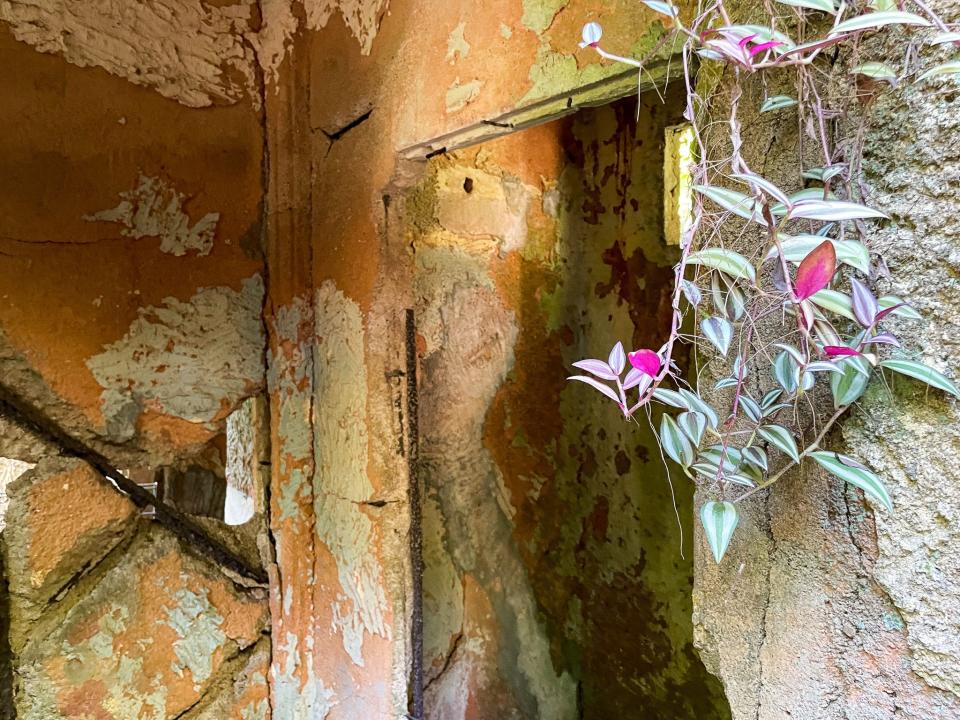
[423, 630, 463, 693]
[755, 495, 776, 720]
[321, 109, 374, 142]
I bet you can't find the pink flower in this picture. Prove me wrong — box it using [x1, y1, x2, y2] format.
[628, 349, 661, 377]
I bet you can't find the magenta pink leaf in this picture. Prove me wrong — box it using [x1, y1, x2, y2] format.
[748, 40, 782, 57]
[628, 349, 662, 377]
[794, 240, 837, 301]
[875, 302, 909, 321]
[823, 345, 862, 358]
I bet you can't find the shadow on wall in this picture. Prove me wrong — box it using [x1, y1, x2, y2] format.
[411, 88, 731, 719]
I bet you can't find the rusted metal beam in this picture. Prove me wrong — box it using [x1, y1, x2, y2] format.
[0, 383, 267, 585]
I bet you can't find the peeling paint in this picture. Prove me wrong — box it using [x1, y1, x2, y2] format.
[86, 276, 265, 438]
[255, 0, 389, 87]
[303, 0, 390, 55]
[8, 525, 266, 720]
[446, 22, 470, 64]
[520, 0, 569, 34]
[0, 0, 258, 107]
[412, 226, 577, 716]
[85, 174, 220, 257]
[164, 588, 227, 688]
[313, 280, 390, 666]
[445, 78, 484, 114]
[270, 632, 338, 719]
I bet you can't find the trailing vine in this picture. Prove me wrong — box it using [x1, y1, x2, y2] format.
[570, 1, 960, 562]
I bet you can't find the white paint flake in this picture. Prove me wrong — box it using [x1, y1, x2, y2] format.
[85, 175, 220, 257]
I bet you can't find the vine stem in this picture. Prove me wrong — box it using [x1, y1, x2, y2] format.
[910, 0, 953, 33]
[734, 403, 849, 503]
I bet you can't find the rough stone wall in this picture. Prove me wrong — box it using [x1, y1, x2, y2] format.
[1, 457, 270, 719]
[691, 2, 960, 717]
[409, 93, 728, 719]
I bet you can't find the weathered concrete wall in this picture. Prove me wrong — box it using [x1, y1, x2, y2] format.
[1, 457, 270, 719]
[408, 93, 728, 718]
[691, 2, 960, 717]
[0, 26, 265, 467]
[259, 1, 696, 716]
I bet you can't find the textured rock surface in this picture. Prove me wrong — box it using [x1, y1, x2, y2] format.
[4, 458, 137, 628]
[691, 3, 960, 717]
[2, 459, 269, 720]
[847, 15, 960, 700]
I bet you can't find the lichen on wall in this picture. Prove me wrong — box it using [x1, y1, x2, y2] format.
[0, 0, 259, 107]
[85, 174, 220, 257]
[521, 0, 570, 34]
[85, 275, 265, 440]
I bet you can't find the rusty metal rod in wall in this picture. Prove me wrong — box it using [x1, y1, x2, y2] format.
[405, 308, 425, 720]
[0, 383, 268, 585]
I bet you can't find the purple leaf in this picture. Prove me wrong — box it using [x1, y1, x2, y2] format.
[681, 280, 702, 306]
[608, 342, 626, 374]
[571, 359, 620, 381]
[795, 240, 837, 301]
[850, 278, 879, 327]
[568, 376, 622, 405]
[628, 349, 662, 377]
[623, 368, 654, 393]
[865, 332, 900, 347]
[771, 259, 790, 293]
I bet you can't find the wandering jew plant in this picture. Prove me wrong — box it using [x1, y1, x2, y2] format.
[571, 3, 960, 562]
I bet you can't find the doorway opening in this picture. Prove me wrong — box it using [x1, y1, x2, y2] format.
[405, 87, 731, 719]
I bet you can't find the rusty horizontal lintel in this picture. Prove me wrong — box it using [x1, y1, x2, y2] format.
[399, 59, 682, 160]
[0, 383, 268, 585]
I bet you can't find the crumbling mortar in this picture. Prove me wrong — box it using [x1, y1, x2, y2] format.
[5, 515, 143, 653]
[175, 635, 271, 720]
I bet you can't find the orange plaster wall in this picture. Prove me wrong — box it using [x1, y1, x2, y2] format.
[0, 28, 265, 460]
